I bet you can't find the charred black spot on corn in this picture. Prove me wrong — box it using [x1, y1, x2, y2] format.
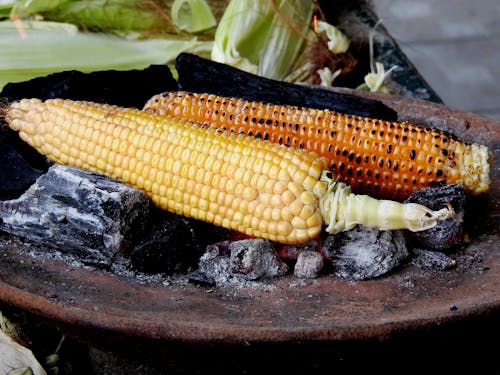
[144, 91, 491, 201]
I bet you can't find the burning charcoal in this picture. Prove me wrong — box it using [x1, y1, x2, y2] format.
[322, 226, 409, 280]
[410, 248, 456, 271]
[229, 239, 288, 280]
[0, 138, 44, 200]
[405, 184, 465, 252]
[130, 209, 201, 274]
[294, 251, 324, 279]
[0, 65, 177, 108]
[277, 240, 319, 259]
[0, 165, 150, 267]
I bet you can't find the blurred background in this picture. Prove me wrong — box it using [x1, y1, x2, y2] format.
[372, 0, 500, 120]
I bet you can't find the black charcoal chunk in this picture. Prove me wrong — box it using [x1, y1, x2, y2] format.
[0, 138, 44, 199]
[0, 165, 150, 267]
[1, 65, 177, 108]
[405, 184, 465, 251]
[188, 270, 216, 287]
[175, 53, 398, 120]
[410, 248, 456, 271]
[322, 226, 409, 280]
[229, 239, 288, 280]
[130, 209, 201, 274]
[294, 251, 324, 279]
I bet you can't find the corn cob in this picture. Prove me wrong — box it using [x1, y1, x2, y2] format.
[144, 91, 491, 200]
[2, 98, 453, 244]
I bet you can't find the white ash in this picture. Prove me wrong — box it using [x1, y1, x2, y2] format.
[3, 234, 190, 287]
[294, 251, 324, 279]
[322, 226, 409, 280]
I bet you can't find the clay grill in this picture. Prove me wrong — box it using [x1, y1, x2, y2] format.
[0, 91, 498, 373]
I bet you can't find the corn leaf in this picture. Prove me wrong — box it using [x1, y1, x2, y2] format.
[258, 0, 314, 80]
[0, 1, 13, 18]
[212, 0, 275, 74]
[171, 0, 216, 33]
[43, 0, 170, 35]
[10, 0, 70, 17]
[212, 0, 313, 80]
[0, 20, 212, 90]
[9, 0, 171, 36]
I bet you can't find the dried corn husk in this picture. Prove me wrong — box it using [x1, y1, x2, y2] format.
[0, 317, 46, 375]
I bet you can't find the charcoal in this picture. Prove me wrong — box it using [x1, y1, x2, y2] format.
[0, 66, 177, 199]
[198, 242, 233, 285]
[0, 138, 44, 199]
[404, 184, 465, 251]
[175, 53, 398, 120]
[188, 270, 216, 287]
[294, 251, 324, 279]
[277, 240, 319, 259]
[0, 165, 150, 267]
[228, 238, 288, 280]
[322, 226, 409, 280]
[130, 209, 201, 274]
[1, 65, 177, 108]
[410, 248, 456, 271]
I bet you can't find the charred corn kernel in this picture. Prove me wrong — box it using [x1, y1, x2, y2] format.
[4, 99, 454, 244]
[145, 91, 491, 200]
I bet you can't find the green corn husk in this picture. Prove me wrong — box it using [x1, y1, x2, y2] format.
[171, 0, 216, 33]
[11, 0, 171, 35]
[0, 1, 15, 18]
[212, 0, 314, 80]
[10, 0, 222, 37]
[0, 20, 212, 90]
[258, 0, 313, 80]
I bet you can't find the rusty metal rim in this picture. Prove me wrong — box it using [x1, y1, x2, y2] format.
[0, 266, 498, 346]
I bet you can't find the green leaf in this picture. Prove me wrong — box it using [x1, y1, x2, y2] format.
[11, 0, 71, 17]
[0, 20, 212, 90]
[50, 0, 167, 34]
[258, 0, 314, 80]
[212, 0, 314, 80]
[212, 0, 275, 74]
[171, 0, 216, 33]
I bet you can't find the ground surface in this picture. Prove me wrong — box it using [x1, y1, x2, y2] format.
[372, 0, 500, 120]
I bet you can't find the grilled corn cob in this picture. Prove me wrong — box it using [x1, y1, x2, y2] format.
[144, 91, 490, 200]
[2, 98, 452, 244]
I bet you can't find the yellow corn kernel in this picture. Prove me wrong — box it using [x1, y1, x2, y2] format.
[4, 98, 457, 244]
[145, 91, 491, 200]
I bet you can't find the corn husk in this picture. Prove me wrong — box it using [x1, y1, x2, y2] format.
[9, 0, 172, 36]
[0, 19, 212, 90]
[0, 313, 46, 375]
[171, 0, 216, 33]
[212, 0, 314, 80]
